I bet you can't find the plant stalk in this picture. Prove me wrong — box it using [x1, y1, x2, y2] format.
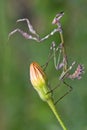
[47, 99, 67, 130]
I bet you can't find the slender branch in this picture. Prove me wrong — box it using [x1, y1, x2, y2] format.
[47, 99, 67, 130]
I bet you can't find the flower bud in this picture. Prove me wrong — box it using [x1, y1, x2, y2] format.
[30, 62, 51, 101]
[30, 62, 47, 90]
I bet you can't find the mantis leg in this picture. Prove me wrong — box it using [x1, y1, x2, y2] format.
[46, 79, 72, 105]
[9, 12, 65, 43]
[54, 81, 72, 105]
[16, 18, 39, 37]
[8, 28, 39, 42]
[9, 18, 59, 42]
[20, 17, 60, 41]
[42, 41, 62, 71]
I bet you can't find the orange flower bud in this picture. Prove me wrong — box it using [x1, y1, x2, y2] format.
[30, 62, 47, 88]
[30, 62, 67, 130]
[30, 62, 51, 101]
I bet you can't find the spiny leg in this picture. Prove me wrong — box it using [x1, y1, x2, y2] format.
[39, 28, 59, 42]
[9, 23, 59, 42]
[42, 42, 57, 71]
[46, 81, 62, 105]
[54, 81, 72, 105]
[8, 18, 40, 41]
[16, 18, 60, 42]
[52, 42, 65, 70]
[46, 79, 72, 105]
[42, 41, 65, 71]
[8, 28, 39, 42]
[16, 18, 39, 38]
[9, 12, 64, 43]
[59, 61, 76, 80]
[42, 41, 62, 71]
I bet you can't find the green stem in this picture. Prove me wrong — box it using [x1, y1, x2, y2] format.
[47, 99, 67, 130]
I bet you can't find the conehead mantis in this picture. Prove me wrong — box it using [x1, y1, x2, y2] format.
[9, 11, 84, 102]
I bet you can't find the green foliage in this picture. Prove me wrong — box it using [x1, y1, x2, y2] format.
[0, 0, 87, 130]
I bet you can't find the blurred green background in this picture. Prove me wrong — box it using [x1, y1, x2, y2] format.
[0, 0, 87, 130]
